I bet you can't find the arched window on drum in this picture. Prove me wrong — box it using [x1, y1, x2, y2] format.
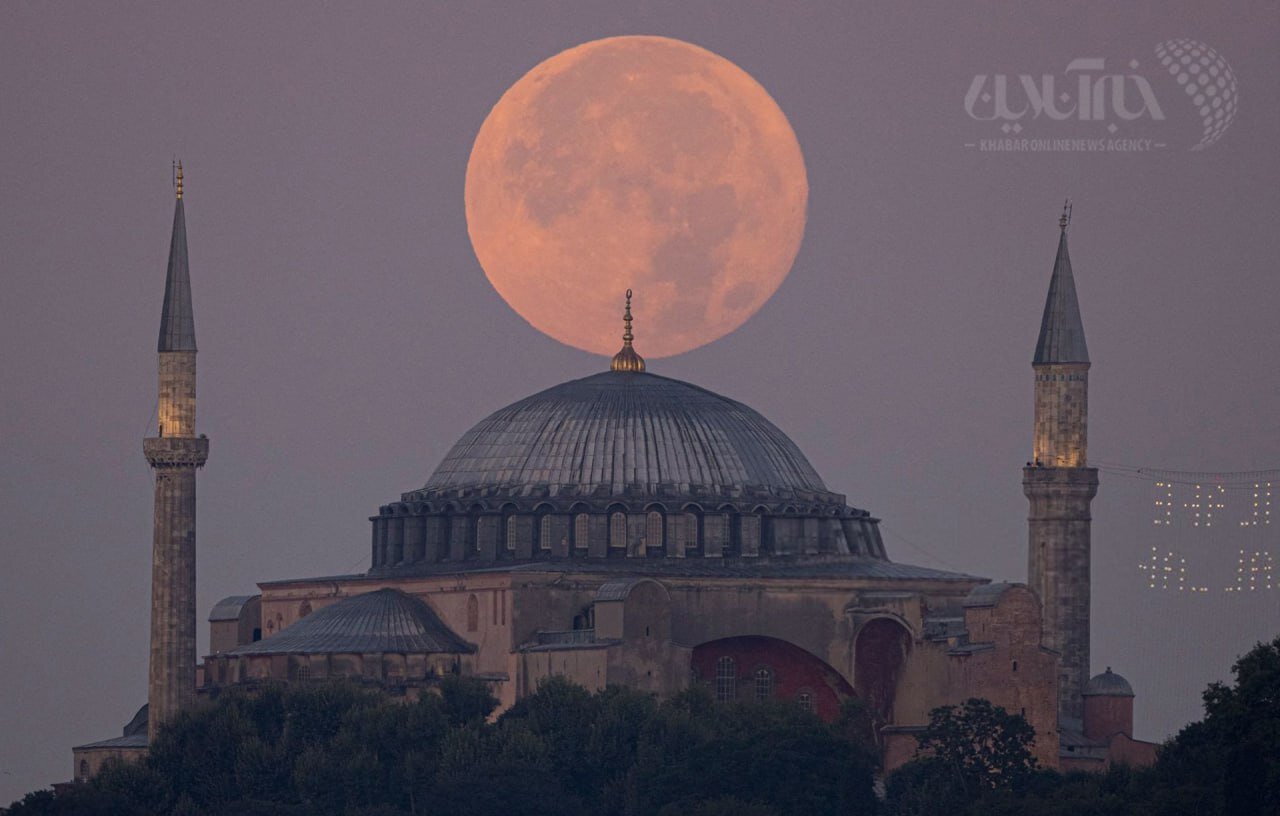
[539, 514, 553, 551]
[504, 515, 519, 552]
[645, 510, 664, 554]
[609, 511, 627, 551]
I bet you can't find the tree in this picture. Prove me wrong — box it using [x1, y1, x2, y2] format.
[438, 673, 499, 726]
[885, 698, 1037, 815]
[630, 695, 878, 816]
[916, 698, 1038, 791]
[1153, 634, 1280, 815]
[5, 678, 875, 816]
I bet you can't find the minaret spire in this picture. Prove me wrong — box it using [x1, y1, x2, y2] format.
[158, 162, 196, 353]
[144, 164, 208, 740]
[610, 288, 646, 372]
[1034, 201, 1088, 365]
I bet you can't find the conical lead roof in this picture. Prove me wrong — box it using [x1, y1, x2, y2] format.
[157, 169, 196, 352]
[1033, 217, 1088, 364]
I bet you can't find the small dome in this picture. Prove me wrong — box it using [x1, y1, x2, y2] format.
[1083, 667, 1134, 697]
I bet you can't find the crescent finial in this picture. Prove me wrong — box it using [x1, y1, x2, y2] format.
[611, 288, 645, 372]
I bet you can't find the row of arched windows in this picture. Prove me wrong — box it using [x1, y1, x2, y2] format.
[707, 658, 814, 711]
[499, 510, 672, 553]
[713, 657, 797, 704]
[372, 504, 879, 568]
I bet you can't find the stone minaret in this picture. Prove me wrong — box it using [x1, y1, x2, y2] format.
[1024, 203, 1097, 731]
[143, 163, 208, 740]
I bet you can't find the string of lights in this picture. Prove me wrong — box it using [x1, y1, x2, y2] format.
[1096, 461, 1276, 595]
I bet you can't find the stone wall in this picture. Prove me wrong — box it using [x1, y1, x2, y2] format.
[1024, 466, 1097, 727]
[1032, 363, 1088, 468]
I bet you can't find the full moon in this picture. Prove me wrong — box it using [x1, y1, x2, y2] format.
[465, 35, 808, 358]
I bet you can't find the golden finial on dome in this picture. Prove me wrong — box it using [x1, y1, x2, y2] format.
[175, 160, 184, 200]
[610, 288, 646, 372]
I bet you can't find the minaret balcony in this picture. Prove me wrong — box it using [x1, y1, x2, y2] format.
[144, 436, 209, 468]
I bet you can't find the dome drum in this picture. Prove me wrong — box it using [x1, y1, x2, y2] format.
[367, 504, 886, 572]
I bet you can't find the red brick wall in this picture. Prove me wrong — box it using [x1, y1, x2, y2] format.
[691, 636, 854, 720]
[1084, 695, 1133, 741]
[1106, 733, 1157, 768]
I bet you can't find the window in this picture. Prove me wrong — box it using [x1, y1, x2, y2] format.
[574, 514, 590, 550]
[683, 512, 700, 553]
[609, 511, 627, 549]
[540, 515, 553, 550]
[645, 510, 664, 551]
[742, 515, 761, 554]
[505, 515, 518, 551]
[797, 691, 814, 713]
[79, 759, 89, 781]
[754, 667, 774, 701]
[715, 656, 736, 702]
[298, 600, 312, 618]
[293, 662, 311, 683]
[466, 594, 479, 632]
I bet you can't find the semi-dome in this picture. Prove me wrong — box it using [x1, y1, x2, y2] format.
[417, 370, 834, 503]
[229, 589, 474, 656]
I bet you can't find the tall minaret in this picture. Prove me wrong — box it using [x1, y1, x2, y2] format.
[1024, 202, 1097, 731]
[143, 163, 208, 740]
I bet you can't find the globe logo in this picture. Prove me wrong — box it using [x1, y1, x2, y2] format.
[1155, 39, 1238, 150]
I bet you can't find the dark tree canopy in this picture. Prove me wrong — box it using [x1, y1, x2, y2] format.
[885, 635, 1280, 816]
[12, 638, 1280, 816]
[884, 697, 1038, 816]
[6, 678, 877, 816]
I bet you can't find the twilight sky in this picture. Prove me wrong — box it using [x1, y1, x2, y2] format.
[1, 0, 1277, 802]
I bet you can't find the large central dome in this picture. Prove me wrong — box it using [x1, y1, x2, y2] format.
[372, 364, 885, 573]
[420, 371, 830, 500]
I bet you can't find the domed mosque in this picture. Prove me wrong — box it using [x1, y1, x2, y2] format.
[74, 203, 1158, 779]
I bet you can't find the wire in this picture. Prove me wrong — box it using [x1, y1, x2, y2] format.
[1091, 460, 1279, 487]
[879, 525, 968, 573]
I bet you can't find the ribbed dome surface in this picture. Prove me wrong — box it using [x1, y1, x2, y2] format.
[421, 371, 830, 498]
[229, 589, 474, 655]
